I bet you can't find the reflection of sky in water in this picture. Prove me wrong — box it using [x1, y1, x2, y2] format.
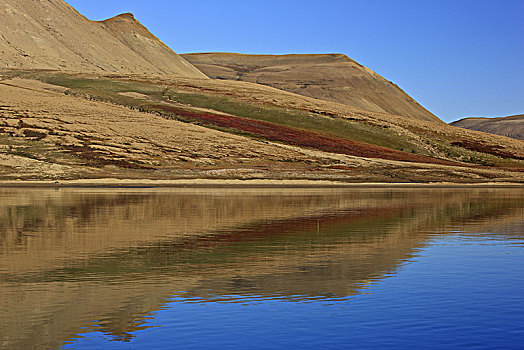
[0, 188, 523, 349]
[69, 234, 524, 350]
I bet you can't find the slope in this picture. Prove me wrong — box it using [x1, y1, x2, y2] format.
[0, 0, 205, 78]
[1, 71, 523, 183]
[100, 13, 206, 78]
[182, 53, 439, 122]
[451, 114, 524, 141]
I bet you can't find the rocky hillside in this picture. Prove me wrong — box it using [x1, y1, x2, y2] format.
[451, 115, 524, 140]
[0, 0, 205, 78]
[182, 53, 439, 122]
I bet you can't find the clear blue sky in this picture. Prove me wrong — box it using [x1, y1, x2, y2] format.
[67, 0, 523, 123]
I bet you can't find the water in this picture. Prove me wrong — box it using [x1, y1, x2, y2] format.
[0, 188, 523, 349]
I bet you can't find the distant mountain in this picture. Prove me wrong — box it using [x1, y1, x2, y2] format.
[0, 0, 206, 78]
[182, 53, 440, 122]
[451, 114, 524, 140]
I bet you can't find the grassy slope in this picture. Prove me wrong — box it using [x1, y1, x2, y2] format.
[35, 73, 424, 153]
[11, 71, 524, 170]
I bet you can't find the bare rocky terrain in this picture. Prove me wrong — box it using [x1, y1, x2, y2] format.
[451, 114, 524, 141]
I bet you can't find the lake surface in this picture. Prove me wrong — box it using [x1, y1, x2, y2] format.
[1, 187, 523, 349]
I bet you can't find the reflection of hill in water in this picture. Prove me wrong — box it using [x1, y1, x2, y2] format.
[0, 188, 523, 348]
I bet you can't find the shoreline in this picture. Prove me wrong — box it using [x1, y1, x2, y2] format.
[1, 179, 523, 188]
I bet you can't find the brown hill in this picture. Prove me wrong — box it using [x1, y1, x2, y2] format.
[1, 1, 523, 183]
[451, 114, 524, 140]
[0, 0, 206, 78]
[1, 73, 523, 183]
[182, 53, 439, 122]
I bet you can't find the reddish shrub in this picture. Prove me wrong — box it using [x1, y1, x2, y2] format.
[153, 105, 460, 166]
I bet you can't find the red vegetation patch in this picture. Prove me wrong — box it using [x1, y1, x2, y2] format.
[451, 140, 524, 160]
[64, 145, 152, 169]
[151, 104, 459, 166]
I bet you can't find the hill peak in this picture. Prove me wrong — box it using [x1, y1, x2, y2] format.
[0, 0, 205, 78]
[103, 13, 137, 21]
[182, 52, 440, 122]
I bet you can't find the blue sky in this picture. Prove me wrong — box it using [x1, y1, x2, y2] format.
[66, 0, 523, 123]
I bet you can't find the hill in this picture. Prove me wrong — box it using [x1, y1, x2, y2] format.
[0, 1, 523, 183]
[0, 0, 205, 78]
[451, 115, 524, 140]
[1, 71, 523, 183]
[182, 53, 439, 122]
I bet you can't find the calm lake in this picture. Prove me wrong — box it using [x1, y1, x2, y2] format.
[1, 187, 523, 349]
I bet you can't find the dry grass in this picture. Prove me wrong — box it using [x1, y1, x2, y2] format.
[0, 73, 523, 183]
[182, 53, 439, 122]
